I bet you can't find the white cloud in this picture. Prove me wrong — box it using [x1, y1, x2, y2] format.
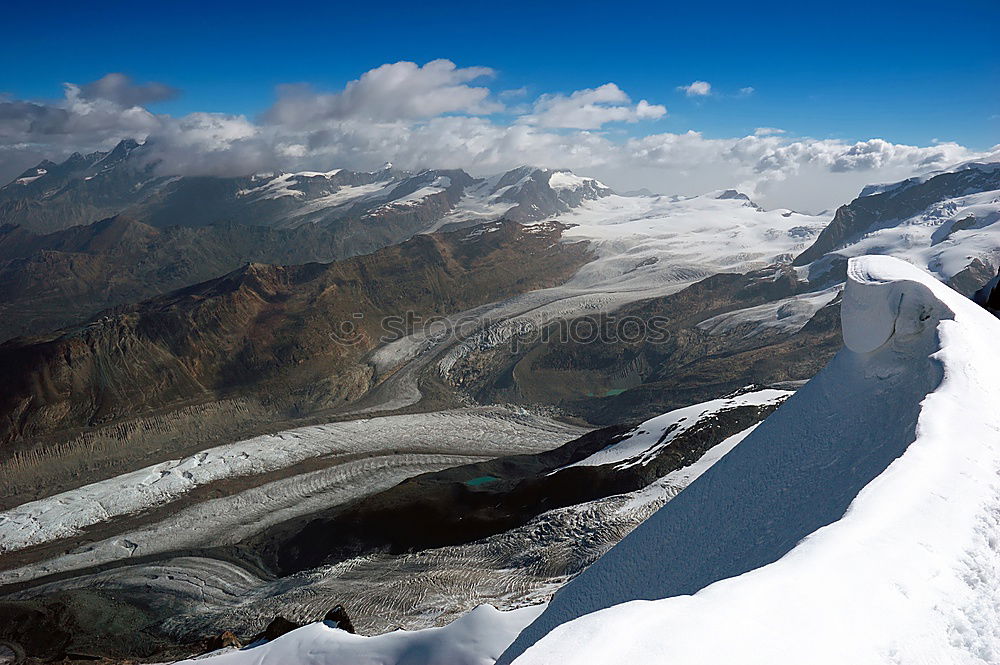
[138, 112, 263, 176]
[618, 131, 989, 211]
[739, 86, 755, 96]
[678, 81, 712, 97]
[521, 83, 666, 129]
[265, 59, 502, 125]
[0, 62, 992, 212]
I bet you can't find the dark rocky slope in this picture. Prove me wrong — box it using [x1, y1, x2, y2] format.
[0, 217, 376, 341]
[0, 221, 592, 466]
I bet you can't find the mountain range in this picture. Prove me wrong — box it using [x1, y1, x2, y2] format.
[1, 145, 999, 663]
[0, 140, 612, 236]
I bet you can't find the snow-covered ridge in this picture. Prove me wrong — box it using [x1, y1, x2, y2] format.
[547, 170, 608, 192]
[501, 255, 1000, 664]
[802, 159, 1000, 284]
[562, 388, 791, 470]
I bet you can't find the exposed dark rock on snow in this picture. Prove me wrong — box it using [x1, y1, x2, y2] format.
[200, 630, 242, 652]
[324, 605, 356, 634]
[250, 616, 302, 643]
[946, 257, 996, 297]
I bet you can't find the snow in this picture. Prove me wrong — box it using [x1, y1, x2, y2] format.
[295, 169, 344, 178]
[562, 388, 791, 469]
[237, 170, 353, 201]
[696, 284, 842, 338]
[810, 186, 1000, 282]
[365, 176, 451, 215]
[432, 168, 604, 230]
[809, 161, 1000, 283]
[385, 185, 444, 206]
[430, 177, 521, 229]
[15, 168, 47, 185]
[170, 604, 544, 665]
[286, 181, 391, 218]
[501, 255, 1000, 665]
[242, 173, 307, 200]
[555, 192, 826, 293]
[547, 171, 605, 191]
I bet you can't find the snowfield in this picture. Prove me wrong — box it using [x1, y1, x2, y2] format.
[498, 255, 1000, 665]
[171, 605, 544, 665]
[557, 190, 825, 293]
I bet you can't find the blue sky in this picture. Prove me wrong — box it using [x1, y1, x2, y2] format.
[3, 0, 997, 148]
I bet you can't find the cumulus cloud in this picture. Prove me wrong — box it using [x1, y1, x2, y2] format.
[137, 112, 263, 176]
[521, 83, 666, 129]
[0, 87, 160, 144]
[0, 61, 993, 211]
[265, 59, 501, 126]
[678, 81, 712, 97]
[78, 73, 178, 108]
[739, 86, 755, 96]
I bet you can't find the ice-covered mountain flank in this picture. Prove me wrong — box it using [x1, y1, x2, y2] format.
[499, 255, 1000, 664]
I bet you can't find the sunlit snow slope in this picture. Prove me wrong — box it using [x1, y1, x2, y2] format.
[173, 604, 543, 665]
[501, 255, 1000, 665]
[558, 189, 823, 292]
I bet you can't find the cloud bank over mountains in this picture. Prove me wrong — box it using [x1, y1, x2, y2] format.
[1, 60, 995, 211]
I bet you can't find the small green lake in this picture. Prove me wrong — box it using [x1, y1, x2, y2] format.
[585, 388, 628, 398]
[466, 475, 500, 487]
